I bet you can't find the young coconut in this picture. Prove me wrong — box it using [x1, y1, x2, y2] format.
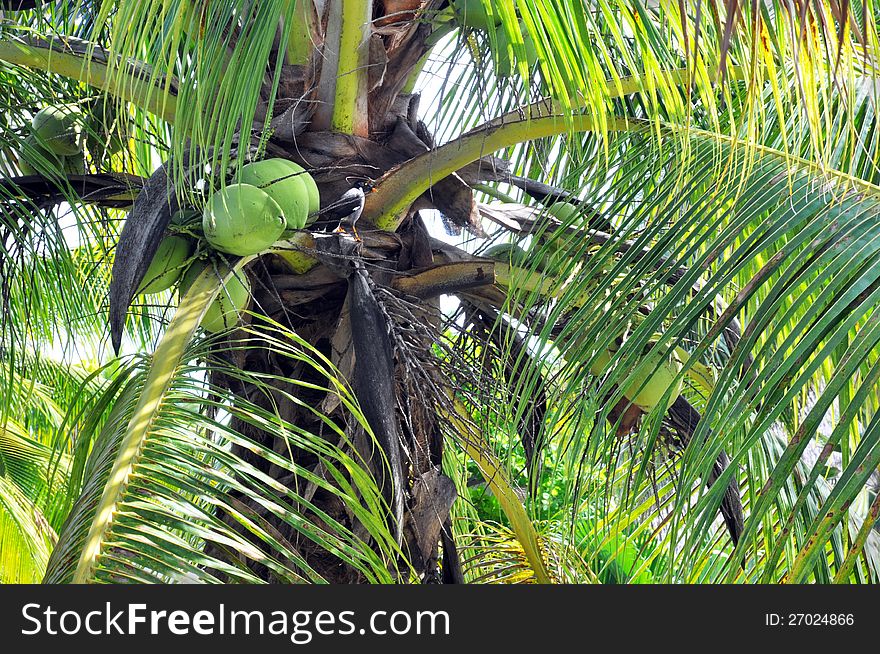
[180, 262, 251, 333]
[18, 134, 65, 176]
[589, 337, 683, 412]
[545, 202, 581, 223]
[62, 153, 86, 175]
[484, 242, 529, 267]
[32, 105, 83, 156]
[534, 237, 613, 283]
[280, 163, 320, 222]
[85, 97, 127, 157]
[137, 235, 193, 295]
[240, 159, 310, 231]
[202, 183, 286, 256]
[301, 173, 321, 224]
[626, 344, 683, 411]
[534, 233, 572, 276]
[535, 203, 592, 272]
[289, 163, 320, 219]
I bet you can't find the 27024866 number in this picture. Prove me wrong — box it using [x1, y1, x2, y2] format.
[786, 614, 854, 626]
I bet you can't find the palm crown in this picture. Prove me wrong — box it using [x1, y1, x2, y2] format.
[0, 0, 878, 584]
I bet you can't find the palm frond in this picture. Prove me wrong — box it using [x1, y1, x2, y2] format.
[45, 272, 405, 582]
[467, 125, 880, 582]
[0, 473, 56, 583]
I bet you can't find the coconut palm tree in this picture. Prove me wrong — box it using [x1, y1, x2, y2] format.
[1, 0, 879, 584]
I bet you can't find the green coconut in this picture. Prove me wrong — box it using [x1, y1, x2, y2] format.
[180, 262, 251, 333]
[178, 260, 202, 295]
[137, 235, 192, 295]
[545, 202, 581, 223]
[32, 106, 83, 156]
[626, 346, 682, 411]
[589, 346, 614, 378]
[86, 131, 126, 161]
[453, 0, 500, 31]
[278, 162, 320, 220]
[89, 98, 126, 154]
[85, 99, 127, 159]
[484, 242, 529, 267]
[589, 338, 682, 411]
[202, 183, 286, 256]
[62, 153, 86, 175]
[677, 346, 717, 398]
[291, 164, 321, 218]
[244, 158, 319, 222]
[534, 203, 585, 274]
[19, 134, 65, 176]
[533, 234, 570, 275]
[240, 159, 310, 230]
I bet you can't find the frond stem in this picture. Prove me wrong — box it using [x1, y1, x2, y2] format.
[0, 35, 177, 123]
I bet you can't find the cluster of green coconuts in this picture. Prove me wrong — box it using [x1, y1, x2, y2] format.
[453, 0, 539, 77]
[18, 102, 126, 177]
[483, 203, 582, 275]
[484, 202, 685, 413]
[137, 158, 320, 333]
[19, 106, 88, 176]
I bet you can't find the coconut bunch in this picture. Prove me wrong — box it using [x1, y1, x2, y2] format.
[18, 99, 130, 177]
[18, 106, 86, 176]
[484, 215, 613, 290]
[136, 158, 320, 333]
[484, 235, 702, 420]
